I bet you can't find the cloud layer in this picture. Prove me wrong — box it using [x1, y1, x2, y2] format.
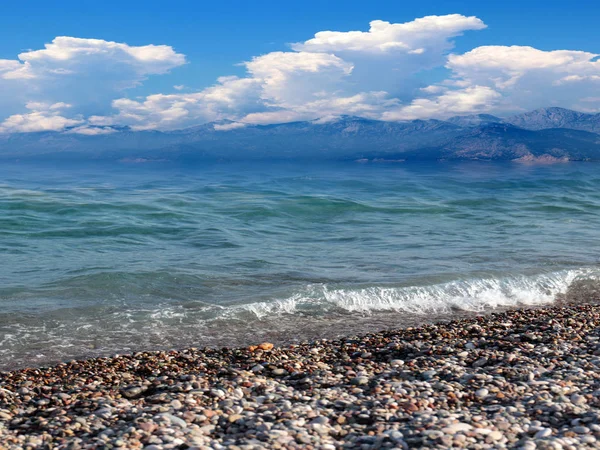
[1, 15, 600, 133]
[0, 37, 185, 133]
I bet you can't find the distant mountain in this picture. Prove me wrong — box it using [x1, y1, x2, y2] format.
[0, 116, 465, 160]
[436, 124, 600, 161]
[1, 108, 600, 162]
[505, 107, 600, 133]
[445, 114, 504, 127]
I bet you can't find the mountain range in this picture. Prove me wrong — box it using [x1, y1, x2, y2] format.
[2, 107, 600, 162]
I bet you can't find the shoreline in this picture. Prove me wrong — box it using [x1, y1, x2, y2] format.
[0, 306, 499, 373]
[1, 298, 577, 373]
[2, 303, 600, 449]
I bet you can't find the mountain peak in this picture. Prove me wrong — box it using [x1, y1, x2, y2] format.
[506, 107, 599, 131]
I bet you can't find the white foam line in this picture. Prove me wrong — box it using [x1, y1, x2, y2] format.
[234, 268, 599, 319]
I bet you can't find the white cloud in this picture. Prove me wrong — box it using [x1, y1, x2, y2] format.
[240, 92, 399, 125]
[448, 46, 598, 81]
[293, 15, 486, 54]
[0, 99, 82, 133]
[89, 75, 264, 130]
[0, 111, 83, 133]
[90, 51, 358, 130]
[553, 74, 600, 85]
[3, 16, 600, 134]
[245, 51, 354, 108]
[92, 14, 485, 130]
[213, 122, 247, 131]
[441, 45, 600, 112]
[382, 86, 501, 120]
[290, 15, 487, 99]
[242, 110, 313, 125]
[0, 36, 186, 128]
[15, 37, 185, 78]
[377, 45, 600, 119]
[25, 101, 72, 111]
[66, 126, 117, 135]
[0, 60, 35, 79]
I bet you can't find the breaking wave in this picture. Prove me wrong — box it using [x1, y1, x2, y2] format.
[237, 268, 600, 319]
[1, 267, 599, 370]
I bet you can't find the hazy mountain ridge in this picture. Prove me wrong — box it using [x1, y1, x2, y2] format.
[505, 107, 600, 133]
[1, 107, 600, 162]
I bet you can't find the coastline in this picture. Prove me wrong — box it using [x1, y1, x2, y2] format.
[2, 303, 600, 449]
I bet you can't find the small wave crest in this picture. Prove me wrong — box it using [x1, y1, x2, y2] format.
[235, 268, 600, 319]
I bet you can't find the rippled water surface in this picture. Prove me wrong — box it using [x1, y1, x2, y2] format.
[1, 160, 600, 369]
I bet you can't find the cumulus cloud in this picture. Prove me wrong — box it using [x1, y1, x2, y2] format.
[441, 46, 600, 113]
[447, 46, 599, 83]
[66, 126, 118, 135]
[382, 86, 501, 120]
[0, 60, 34, 79]
[378, 45, 600, 120]
[213, 122, 247, 131]
[245, 51, 353, 107]
[90, 14, 485, 130]
[17, 37, 184, 74]
[242, 92, 399, 125]
[0, 102, 83, 133]
[293, 15, 485, 54]
[0, 36, 186, 130]
[291, 14, 487, 98]
[2, 15, 600, 134]
[89, 76, 264, 130]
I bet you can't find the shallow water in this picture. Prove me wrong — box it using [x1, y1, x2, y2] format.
[1, 160, 600, 370]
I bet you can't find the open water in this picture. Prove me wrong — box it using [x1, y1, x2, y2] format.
[1, 160, 599, 369]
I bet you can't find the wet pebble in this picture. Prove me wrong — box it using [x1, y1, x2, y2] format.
[1, 304, 600, 449]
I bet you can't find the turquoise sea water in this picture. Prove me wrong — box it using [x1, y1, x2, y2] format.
[1, 160, 600, 369]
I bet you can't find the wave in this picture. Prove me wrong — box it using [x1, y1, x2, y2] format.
[233, 268, 600, 319]
[4, 267, 598, 319]
[1, 267, 599, 370]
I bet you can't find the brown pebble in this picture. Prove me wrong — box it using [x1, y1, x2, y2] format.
[138, 422, 157, 433]
[203, 409, 217, 418]
[258, 342, 274, 351]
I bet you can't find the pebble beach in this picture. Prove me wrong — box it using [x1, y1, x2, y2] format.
[2, 303, 600, 450]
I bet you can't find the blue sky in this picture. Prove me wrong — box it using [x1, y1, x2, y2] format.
[1, 0, 599, 133]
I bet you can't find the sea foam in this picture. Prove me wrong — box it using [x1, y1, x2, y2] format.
[236, 268, 599, 319]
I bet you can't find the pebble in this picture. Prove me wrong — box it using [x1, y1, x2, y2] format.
[488, 430, 503, 441]
[351, 376, 369, 385]
[443, 423, 473, 434]
[475, 388, 489, 398]
[158, 413, 187, 428]
[310, 416, 329, 425]
[535, 428, 552, 438]
[121, 385, 145, 398]
[94, 407, 112, 419]
[473, 357, 488, 367]
[1, 304, 600, 449]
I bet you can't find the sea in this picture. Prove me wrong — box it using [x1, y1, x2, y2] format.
[1, 159, 600, 370]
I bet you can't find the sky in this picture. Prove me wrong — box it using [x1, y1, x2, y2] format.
[1, 0, 599, 134]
